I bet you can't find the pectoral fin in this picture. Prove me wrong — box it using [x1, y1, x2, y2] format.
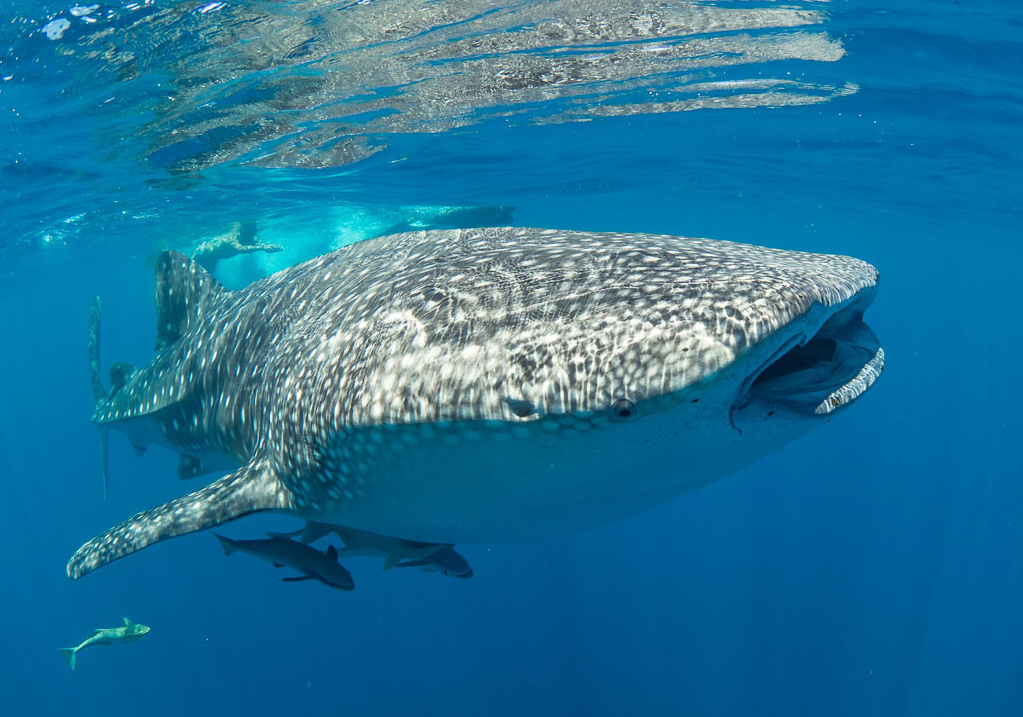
[67, 459, 290, 580]
[394, 559, 428, 569]
[282, 576, 314, 582]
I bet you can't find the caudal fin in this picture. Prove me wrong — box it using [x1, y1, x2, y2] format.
[88, 297, 110, 501]
[67, 460, 290, 579]
[212, 532, 238, 556]
[299, 521, 334, 544]
[58, 647, 77, 670]
[87, 297, 106, 404]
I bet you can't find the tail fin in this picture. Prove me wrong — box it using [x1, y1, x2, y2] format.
[58, 647, 77, 670]
[213, 532, 238, 556]
[67, 459, 290, 579]
[88, 297, 110, 501]
[88, 297, 106, 404]
[299, 521, 334, 544]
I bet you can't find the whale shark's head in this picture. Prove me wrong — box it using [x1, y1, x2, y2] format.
[365, 228, 883, 450]
[279, 228, 887, 538]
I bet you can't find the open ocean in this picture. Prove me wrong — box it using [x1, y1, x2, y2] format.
[1, 1, 1021, 715]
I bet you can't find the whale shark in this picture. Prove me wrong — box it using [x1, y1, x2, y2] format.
[67, 227, 884, 579]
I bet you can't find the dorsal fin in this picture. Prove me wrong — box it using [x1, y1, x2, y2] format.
[154, 250, 225, 351]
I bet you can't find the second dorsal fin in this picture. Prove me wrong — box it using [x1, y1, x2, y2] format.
[154, 250, 225, 351]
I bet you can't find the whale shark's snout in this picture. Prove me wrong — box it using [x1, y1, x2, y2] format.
[732, 281, 883, 424]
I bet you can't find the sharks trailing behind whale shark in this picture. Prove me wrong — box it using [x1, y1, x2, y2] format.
[67, 227, 884, 579]
[281, 521, 473, 577]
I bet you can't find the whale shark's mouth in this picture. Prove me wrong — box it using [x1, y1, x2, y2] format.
[739, 296, 884, 415]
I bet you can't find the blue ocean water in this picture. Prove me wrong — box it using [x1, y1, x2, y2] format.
[1, 1, 1021, 715]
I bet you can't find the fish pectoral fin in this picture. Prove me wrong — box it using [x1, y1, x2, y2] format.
[67, 459, 290, 580]
[394, 559, 428, 569]
[282, 576, 314, 582]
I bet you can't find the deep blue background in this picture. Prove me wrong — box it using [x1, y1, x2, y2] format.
[1, 1, 1021, 715]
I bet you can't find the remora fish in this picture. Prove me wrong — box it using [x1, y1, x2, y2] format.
[58, 618, 150, 670]
[290, 521, 472, 576]
[213, 533, 355, 590]
[67, 227, 884, 579]
[394, 545, 473, 578]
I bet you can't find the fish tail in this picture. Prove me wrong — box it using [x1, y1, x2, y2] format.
[87, 296, 106, 404]
[213, 532, 237, 556]
[88, 296, 110, 501]
[58, 647, 77, 670]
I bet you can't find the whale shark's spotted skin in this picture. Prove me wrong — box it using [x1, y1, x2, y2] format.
[69, 227, 883, 579]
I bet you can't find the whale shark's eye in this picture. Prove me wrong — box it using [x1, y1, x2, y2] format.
[611, 398, 636, 420]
